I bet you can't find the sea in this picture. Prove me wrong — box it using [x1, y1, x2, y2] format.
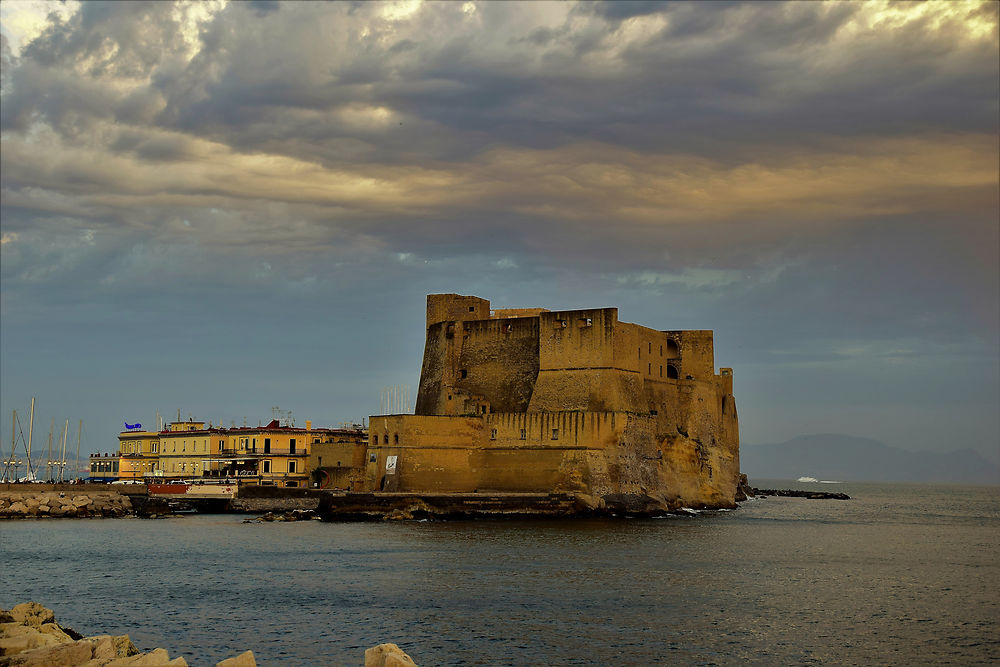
[2, 481, 998, 666]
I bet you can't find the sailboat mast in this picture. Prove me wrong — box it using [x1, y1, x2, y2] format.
[3, 409, 14, 481]
[47, 418, 54, 481]
[26, 397, 35, 478]
[59, 419, 69, 482]
[75, 420, 82, 482]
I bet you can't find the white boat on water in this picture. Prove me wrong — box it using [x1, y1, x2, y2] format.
[797, 476, 819, 483]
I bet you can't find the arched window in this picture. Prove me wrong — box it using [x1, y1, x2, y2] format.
[666, 364, 679, 379]
[666, 340, 679, 358]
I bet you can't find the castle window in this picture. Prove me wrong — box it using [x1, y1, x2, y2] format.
[481, 406, 487, 414]
[551, 428, 559, 440]
[383, 434, 389, 444]
[520, 428, 526, 440]
[648, 363, 651, 374]
[369, 453, 377, 462]
[659, 365, 663, 377]
[666, 340, 679, 357]
[667, 364, 679, 379]
[394, 433, 399, 443]
[490, 429, 497, 440]
[469, 306, 475, 312]
[649, 342, 652, 354]
[659, 345, 663, 356]
[460, 369, 468, 379]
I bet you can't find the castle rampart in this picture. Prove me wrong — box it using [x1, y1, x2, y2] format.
[367, 294, 740, 511]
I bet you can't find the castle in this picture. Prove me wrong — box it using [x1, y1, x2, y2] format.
[364, 294, 740, 511]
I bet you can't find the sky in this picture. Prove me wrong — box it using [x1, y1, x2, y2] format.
[1, 0, 997, 470]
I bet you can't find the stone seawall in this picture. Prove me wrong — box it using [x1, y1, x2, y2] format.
[0, 491, 132, 519]
[229, 497, 321, 513]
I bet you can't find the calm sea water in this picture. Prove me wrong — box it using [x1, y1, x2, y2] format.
[2, 481, 998, 666]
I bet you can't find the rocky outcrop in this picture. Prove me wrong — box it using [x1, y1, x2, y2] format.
[753, 488, 850, 500]
[734, 474, 755, 502]
[242, 509, 318, 523]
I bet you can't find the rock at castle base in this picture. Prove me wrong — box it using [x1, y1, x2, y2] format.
[215, 649, 257, 667]
[10, 603, 55, 627]
[364, 643, 418, 667]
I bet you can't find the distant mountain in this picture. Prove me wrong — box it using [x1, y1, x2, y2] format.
[741, 434, 1000, 485]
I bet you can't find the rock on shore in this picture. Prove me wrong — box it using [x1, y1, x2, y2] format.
[1, 603, 419, 666]
[0, 492, 132, 519]
[0, 603, 255, 666]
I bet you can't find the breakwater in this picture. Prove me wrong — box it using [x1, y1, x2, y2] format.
[0, 490, 132, 519]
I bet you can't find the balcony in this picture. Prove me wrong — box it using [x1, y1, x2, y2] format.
[216, 449, 306, 457]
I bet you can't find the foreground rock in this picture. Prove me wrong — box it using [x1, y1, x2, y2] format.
[365, 644, 418, 667]
[0, 603, 256, 666]
[1, 603, 418, 666]
[0, 492, 132, 519]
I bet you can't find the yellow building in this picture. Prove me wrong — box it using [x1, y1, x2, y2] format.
[157, 420, 222, 480]
[204, 419, 334, 487]
[117, 430, 161, 481]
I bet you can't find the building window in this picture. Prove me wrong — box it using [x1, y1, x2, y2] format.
[288, 461, 297, 474]
[460, 369, 468, 379]
[290, 438, 296, 454]
[384, 434, 389, 444]
[520, 428, 526, 440]
[660, 345, 663, 356]
[490, 429, 497, 440]
[469, 306, 475, 312]
[393, 433, 398, 443]
[264, 438, 271, 453]
[551, 428, 559, 440]
[659, 365, 663, 377]
[262, 460, 271, 473]
[649, 342, 652, 354]
[369, 453, 377, 463]
[648, 363, 651, 374]
[667, 364, 679, 379]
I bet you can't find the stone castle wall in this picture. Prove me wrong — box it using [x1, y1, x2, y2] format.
[367, 294, 740, 510]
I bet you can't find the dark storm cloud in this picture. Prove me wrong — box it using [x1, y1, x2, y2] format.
[1, 1, 997, 458]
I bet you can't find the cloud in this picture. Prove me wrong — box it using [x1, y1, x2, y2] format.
[0, 1, 997, 457]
